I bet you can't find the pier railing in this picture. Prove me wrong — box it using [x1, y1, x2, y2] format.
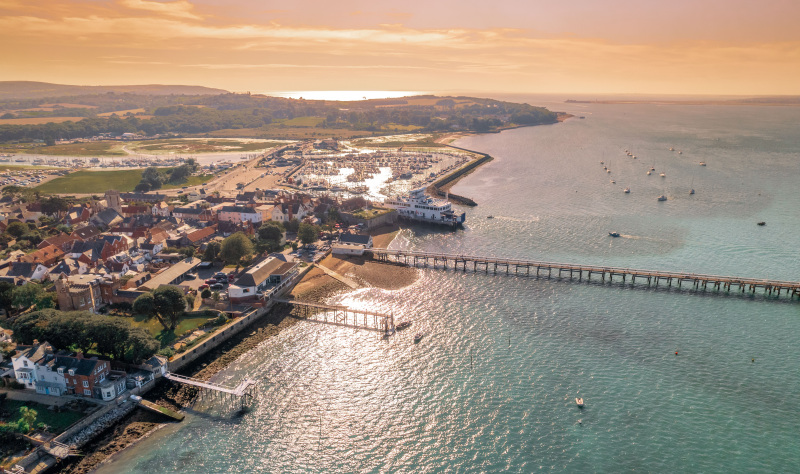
[367, 248, 800, 299]
[275, 298, 395, 333]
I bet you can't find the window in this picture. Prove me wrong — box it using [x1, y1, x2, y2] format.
[23, 360, 28, 367]
[57, 367, 64, 375]
[83, 381, 89, 388]
[84, 389, 91, 396]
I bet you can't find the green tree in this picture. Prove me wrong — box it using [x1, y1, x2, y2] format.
[16, 406, 37, 433]
[298, 222, 320, 246]
[284, 218, 300, 233]
[6, 221, 28, 238]
[203, 241, 221, 261]
[152, 285, 187, 331]
[91, 318, 130, 360]
[201, 288, 211, 299]
[0, 281, 14, 316]
[41, 196, 70, 216]
[132, 293, 155, 318]
[258, 223, 283, 242]
[219, 232, 253, 265]
[12, 283, 54, 311]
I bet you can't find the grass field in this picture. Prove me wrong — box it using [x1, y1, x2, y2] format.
[127, 138, 282, 154]
[277, 116, 325, 127]
[1, 400, 85, 434]
[34, 169, 213, 194]
[2, 141, 126, 156]
[130, 313, 210, 347]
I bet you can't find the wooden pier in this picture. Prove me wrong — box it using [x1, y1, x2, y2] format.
[368, 249, 800, 300]
[275, 299, 395, 333]
[164, 372, 256, 397]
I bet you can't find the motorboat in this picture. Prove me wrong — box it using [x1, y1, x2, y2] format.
[660, 173, 666, 178]
[699, 162, 706, 166]
[576, 398, 585, 408]
[608, 232, 620, 237]
[624, 187, 631, 193]
[414, 333, 424, 343]
[646, 171, 651, 175]
[657, 195, 668, 201]
[689, 189, 695, 195]
[396, 321, 412, 331]
[757, 221, 766, 226]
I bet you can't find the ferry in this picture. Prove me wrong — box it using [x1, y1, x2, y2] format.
[384, 187, 466, 228]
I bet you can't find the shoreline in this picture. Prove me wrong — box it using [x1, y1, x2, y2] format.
[59, 226, 413, 473]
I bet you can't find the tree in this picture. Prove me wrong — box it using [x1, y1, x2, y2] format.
[12, 283, 54, 311]
[201, 288, 211, 299]
[5, 221, 28, 238]
[298, 222, 320, 246]
[41, 196, 69, 216]
[132, 293, 155, 318]
[284, 218, 300, 233]
[152, 285, 187, 331]
[219, 232, 253, 265]
[258, 223, 283, 242]
[0, 281, 14, 316]
[203, 241, 221, 261]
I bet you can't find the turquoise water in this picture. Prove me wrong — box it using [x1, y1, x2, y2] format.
[97, 100, 800, 473]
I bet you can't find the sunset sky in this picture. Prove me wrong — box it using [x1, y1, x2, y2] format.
[2, 0, 800, 95]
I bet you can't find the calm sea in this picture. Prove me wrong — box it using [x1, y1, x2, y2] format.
[97, 98, 800, 473]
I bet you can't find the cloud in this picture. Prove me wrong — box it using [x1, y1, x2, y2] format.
[118, 0, 202, 20]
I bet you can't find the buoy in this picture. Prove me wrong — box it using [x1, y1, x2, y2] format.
[752, 358, 755, 363]
[675, 351, 678, 355]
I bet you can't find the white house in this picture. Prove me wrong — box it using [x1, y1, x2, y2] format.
[228, 255, 298, 303]
[11, 342, 54, 390]
[332, 234, 373, 256]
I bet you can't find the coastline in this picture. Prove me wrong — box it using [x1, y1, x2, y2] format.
[59, 226, 414, 473]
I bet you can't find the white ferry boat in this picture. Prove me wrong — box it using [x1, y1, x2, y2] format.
[384, 187, 466, 227]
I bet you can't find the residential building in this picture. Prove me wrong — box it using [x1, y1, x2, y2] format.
[228, 254, 298, 303]
[218, 206, 262, 224]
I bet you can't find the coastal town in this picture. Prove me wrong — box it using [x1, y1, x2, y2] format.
[0, 133, 480, 472]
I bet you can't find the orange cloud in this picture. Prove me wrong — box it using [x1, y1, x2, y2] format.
[118, 0, 202, 20]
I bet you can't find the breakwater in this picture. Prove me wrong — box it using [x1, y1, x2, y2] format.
[427, 145, 493, 206]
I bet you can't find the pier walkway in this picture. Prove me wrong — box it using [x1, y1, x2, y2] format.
[367, 249, 800, 300]
[275, 298, 395, 333]
[164, 372, 256, 397]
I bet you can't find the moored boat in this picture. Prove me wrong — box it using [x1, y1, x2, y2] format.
[576, 398, 584, 408]
[414, 333, 424, 343]
[608, 232, 620, 237]
[657, 195, 668, 201]
[396, 321, 412, 330]
[757, 221, 766, 226]
[624, 187, 631, 193]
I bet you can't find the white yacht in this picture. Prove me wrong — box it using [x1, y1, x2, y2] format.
[384, 187, 466, 227]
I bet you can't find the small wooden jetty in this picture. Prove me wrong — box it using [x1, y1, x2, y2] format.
[275, 298, 395, 333]
[367, 249, 800, 300]
[135, 398, 185, 421]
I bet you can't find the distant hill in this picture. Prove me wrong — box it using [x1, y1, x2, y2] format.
[0, 81, 229, 99]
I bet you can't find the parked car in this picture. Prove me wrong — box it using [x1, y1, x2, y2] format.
[185, 273, 197, 279]
[214, 272, 227, 279]
[210, 283, 225, 290]
[205, 279, 217, 285]
[199, 284, 209, 290]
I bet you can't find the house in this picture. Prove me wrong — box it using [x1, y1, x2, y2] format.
[152, 201, 170, 217]
[2, 261, 50, 282]
[46, 353, 111, 398]
[20, 244, 65, 266]
[121, 205, 150, 218]
[12, 342, 54, 390]
[90, 208, 123, 228]
[48, 257, 87, 278]
[39, 233, 81, 252]
[271, 202, 312, 223]
[139, 242, 164, 256]
[172, 206, 213, 221]
[218, 206, 262, 225]
[228, 254, 298, 303]
[177, 225, 217, 247]
[68, 235, 129, 264]
[71, 225, 102, 242]
[54, 273, 105, 312]
[332, 233, 373, 256]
